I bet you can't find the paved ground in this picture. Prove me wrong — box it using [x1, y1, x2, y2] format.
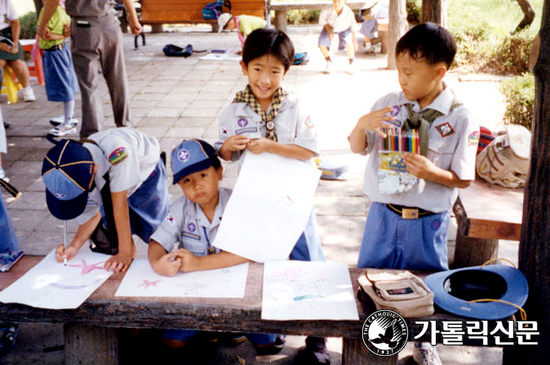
[1, 25, 516, 364]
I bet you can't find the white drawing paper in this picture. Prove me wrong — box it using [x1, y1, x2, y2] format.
[213, 152, 321, 262]
[115, 259, 249, 298]
[262, 261, 359, 321]
[0, 250, 113, 310]
[199, 51, 242, 61]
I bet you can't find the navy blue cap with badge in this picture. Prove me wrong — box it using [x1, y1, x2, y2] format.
[424, 259, 528, 320]
[171, 139, 220, 185]
[42, 139, 95, 220]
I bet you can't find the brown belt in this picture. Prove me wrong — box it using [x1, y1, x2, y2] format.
[386, 204, 436, 219]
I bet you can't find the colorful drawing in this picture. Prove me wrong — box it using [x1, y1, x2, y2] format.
[115, 259, 248, 298]
[262, 261, 359, 321]
[0, 250, 114, 309]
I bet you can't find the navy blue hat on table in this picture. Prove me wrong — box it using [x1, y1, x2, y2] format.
[171, 139, 219, 185]
[42, 139, 94, 221]
[424, 259, 528, 320]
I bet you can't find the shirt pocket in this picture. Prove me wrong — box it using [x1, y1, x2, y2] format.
[181, 236, 207, 257]
[428, 136, 456, 171]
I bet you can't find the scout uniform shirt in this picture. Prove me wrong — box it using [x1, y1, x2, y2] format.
[150, 188, 232, 256]
[74, 127, 160, 225]
[319, 4, 357, 33]
[214, 93, 319, 161]
[362, 85, 479, 213]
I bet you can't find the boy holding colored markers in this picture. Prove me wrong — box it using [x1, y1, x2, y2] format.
[349, 23, 479, 363]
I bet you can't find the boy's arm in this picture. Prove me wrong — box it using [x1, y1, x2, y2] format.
[9, 19, 20, 52]
[55, 212, 101, 263]
[177, 249, 250, 272]
[403, 153, 472, 188]
[148, 240, 181, 277]
[122, 0, 143, 35]
[105, 190, 135, 273]
[219, 135, 249, 161]
[246, 139, 314, 160]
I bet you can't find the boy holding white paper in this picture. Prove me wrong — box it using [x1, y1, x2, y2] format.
[148, 139, 282, 352]
[215, 28, 329, 364]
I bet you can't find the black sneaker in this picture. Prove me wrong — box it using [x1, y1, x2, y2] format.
[257, 334, 285, 355]
[0, 324, 18, 355]
[3, 122, 9, 129]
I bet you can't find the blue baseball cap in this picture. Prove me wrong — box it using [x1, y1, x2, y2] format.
[171, 139, 219, 185]
[424, 264, 528, 320]
[42, 139, 95, 220]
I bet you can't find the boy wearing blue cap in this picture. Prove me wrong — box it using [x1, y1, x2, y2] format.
[148, 139, 282, 352]
[215, 28, 329, 364]
[42, 127, 170, 273]
[349, 23, 479, 364]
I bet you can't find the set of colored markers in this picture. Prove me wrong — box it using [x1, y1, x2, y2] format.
[380, 128, 419, 154]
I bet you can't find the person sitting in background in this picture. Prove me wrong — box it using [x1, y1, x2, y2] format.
[217, 13, 267, 50]
[0, 0, 36, 102]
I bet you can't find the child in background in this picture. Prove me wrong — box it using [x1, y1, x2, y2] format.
[217, 13, 266, 50]
[149, 139, 282, 352]
[42, 127, 170, 273]
[38, 0, 79, 136]
[349, 23, 479, 364]
[318, 0, 357, 74]
[0, 108, 8, 182]
[216, 28, 329, 364]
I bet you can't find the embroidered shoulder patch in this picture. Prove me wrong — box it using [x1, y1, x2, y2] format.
[469, 131, 480, 145]
[108, 147, 128, 166]
[305, 116, 314, 129]
[435, 123, 455, 138]
[166, 214, 175, 225]
[220, 127, 229, 136]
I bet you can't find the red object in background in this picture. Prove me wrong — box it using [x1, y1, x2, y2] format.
[477, 126, 495, 155]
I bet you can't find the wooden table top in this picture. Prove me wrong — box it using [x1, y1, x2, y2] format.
[454, 178, 524, 240]
[0, 257, 510, 344]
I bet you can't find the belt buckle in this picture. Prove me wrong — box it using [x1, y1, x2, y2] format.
[402, 208, 418, 220]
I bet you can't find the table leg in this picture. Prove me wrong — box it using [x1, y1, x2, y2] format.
[343, 338, 398, 364]
[453, 229, 499, 268]
[64, 324, 118, 364]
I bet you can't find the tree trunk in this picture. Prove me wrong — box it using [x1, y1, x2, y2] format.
[514, 0, 536, 33]
[387, 0, 408, 70]
[422, 0, 448, 28]
[505, 0, 550, 363]
[33, 0, 43, 18]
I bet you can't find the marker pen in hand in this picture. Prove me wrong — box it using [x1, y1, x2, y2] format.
[63, 221, 68, 266]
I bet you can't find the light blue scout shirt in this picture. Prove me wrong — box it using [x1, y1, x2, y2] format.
[214, 93, 319, 161]
[319, 4, 357, 33]
[150, 187, 232, 256]
[362, 85, 479, 213]
[74, 127, 160, 225]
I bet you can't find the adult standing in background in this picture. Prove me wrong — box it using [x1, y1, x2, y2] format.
[0, 0, 37, 102]
[37, 0, 142, 138]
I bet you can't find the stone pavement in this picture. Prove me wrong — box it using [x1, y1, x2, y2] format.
[1, 25, 514, 364]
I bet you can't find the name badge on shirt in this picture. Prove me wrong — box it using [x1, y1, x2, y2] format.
[182, 231, 201, 241]
[236, 127, 261, 138]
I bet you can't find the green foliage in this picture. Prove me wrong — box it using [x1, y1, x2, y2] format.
[19, 12, 38, 40]
[488, 28, 535, 75]
[500, 74, 535, 130]
[287, 9, 320, 25]
[406, 0, 422, 25]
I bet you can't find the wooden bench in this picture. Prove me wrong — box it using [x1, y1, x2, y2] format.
[0, 256, 516, 364]
[140, 0, 267, 32]
[452, 178, 524, 268]
[270, 1, 389, 53]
